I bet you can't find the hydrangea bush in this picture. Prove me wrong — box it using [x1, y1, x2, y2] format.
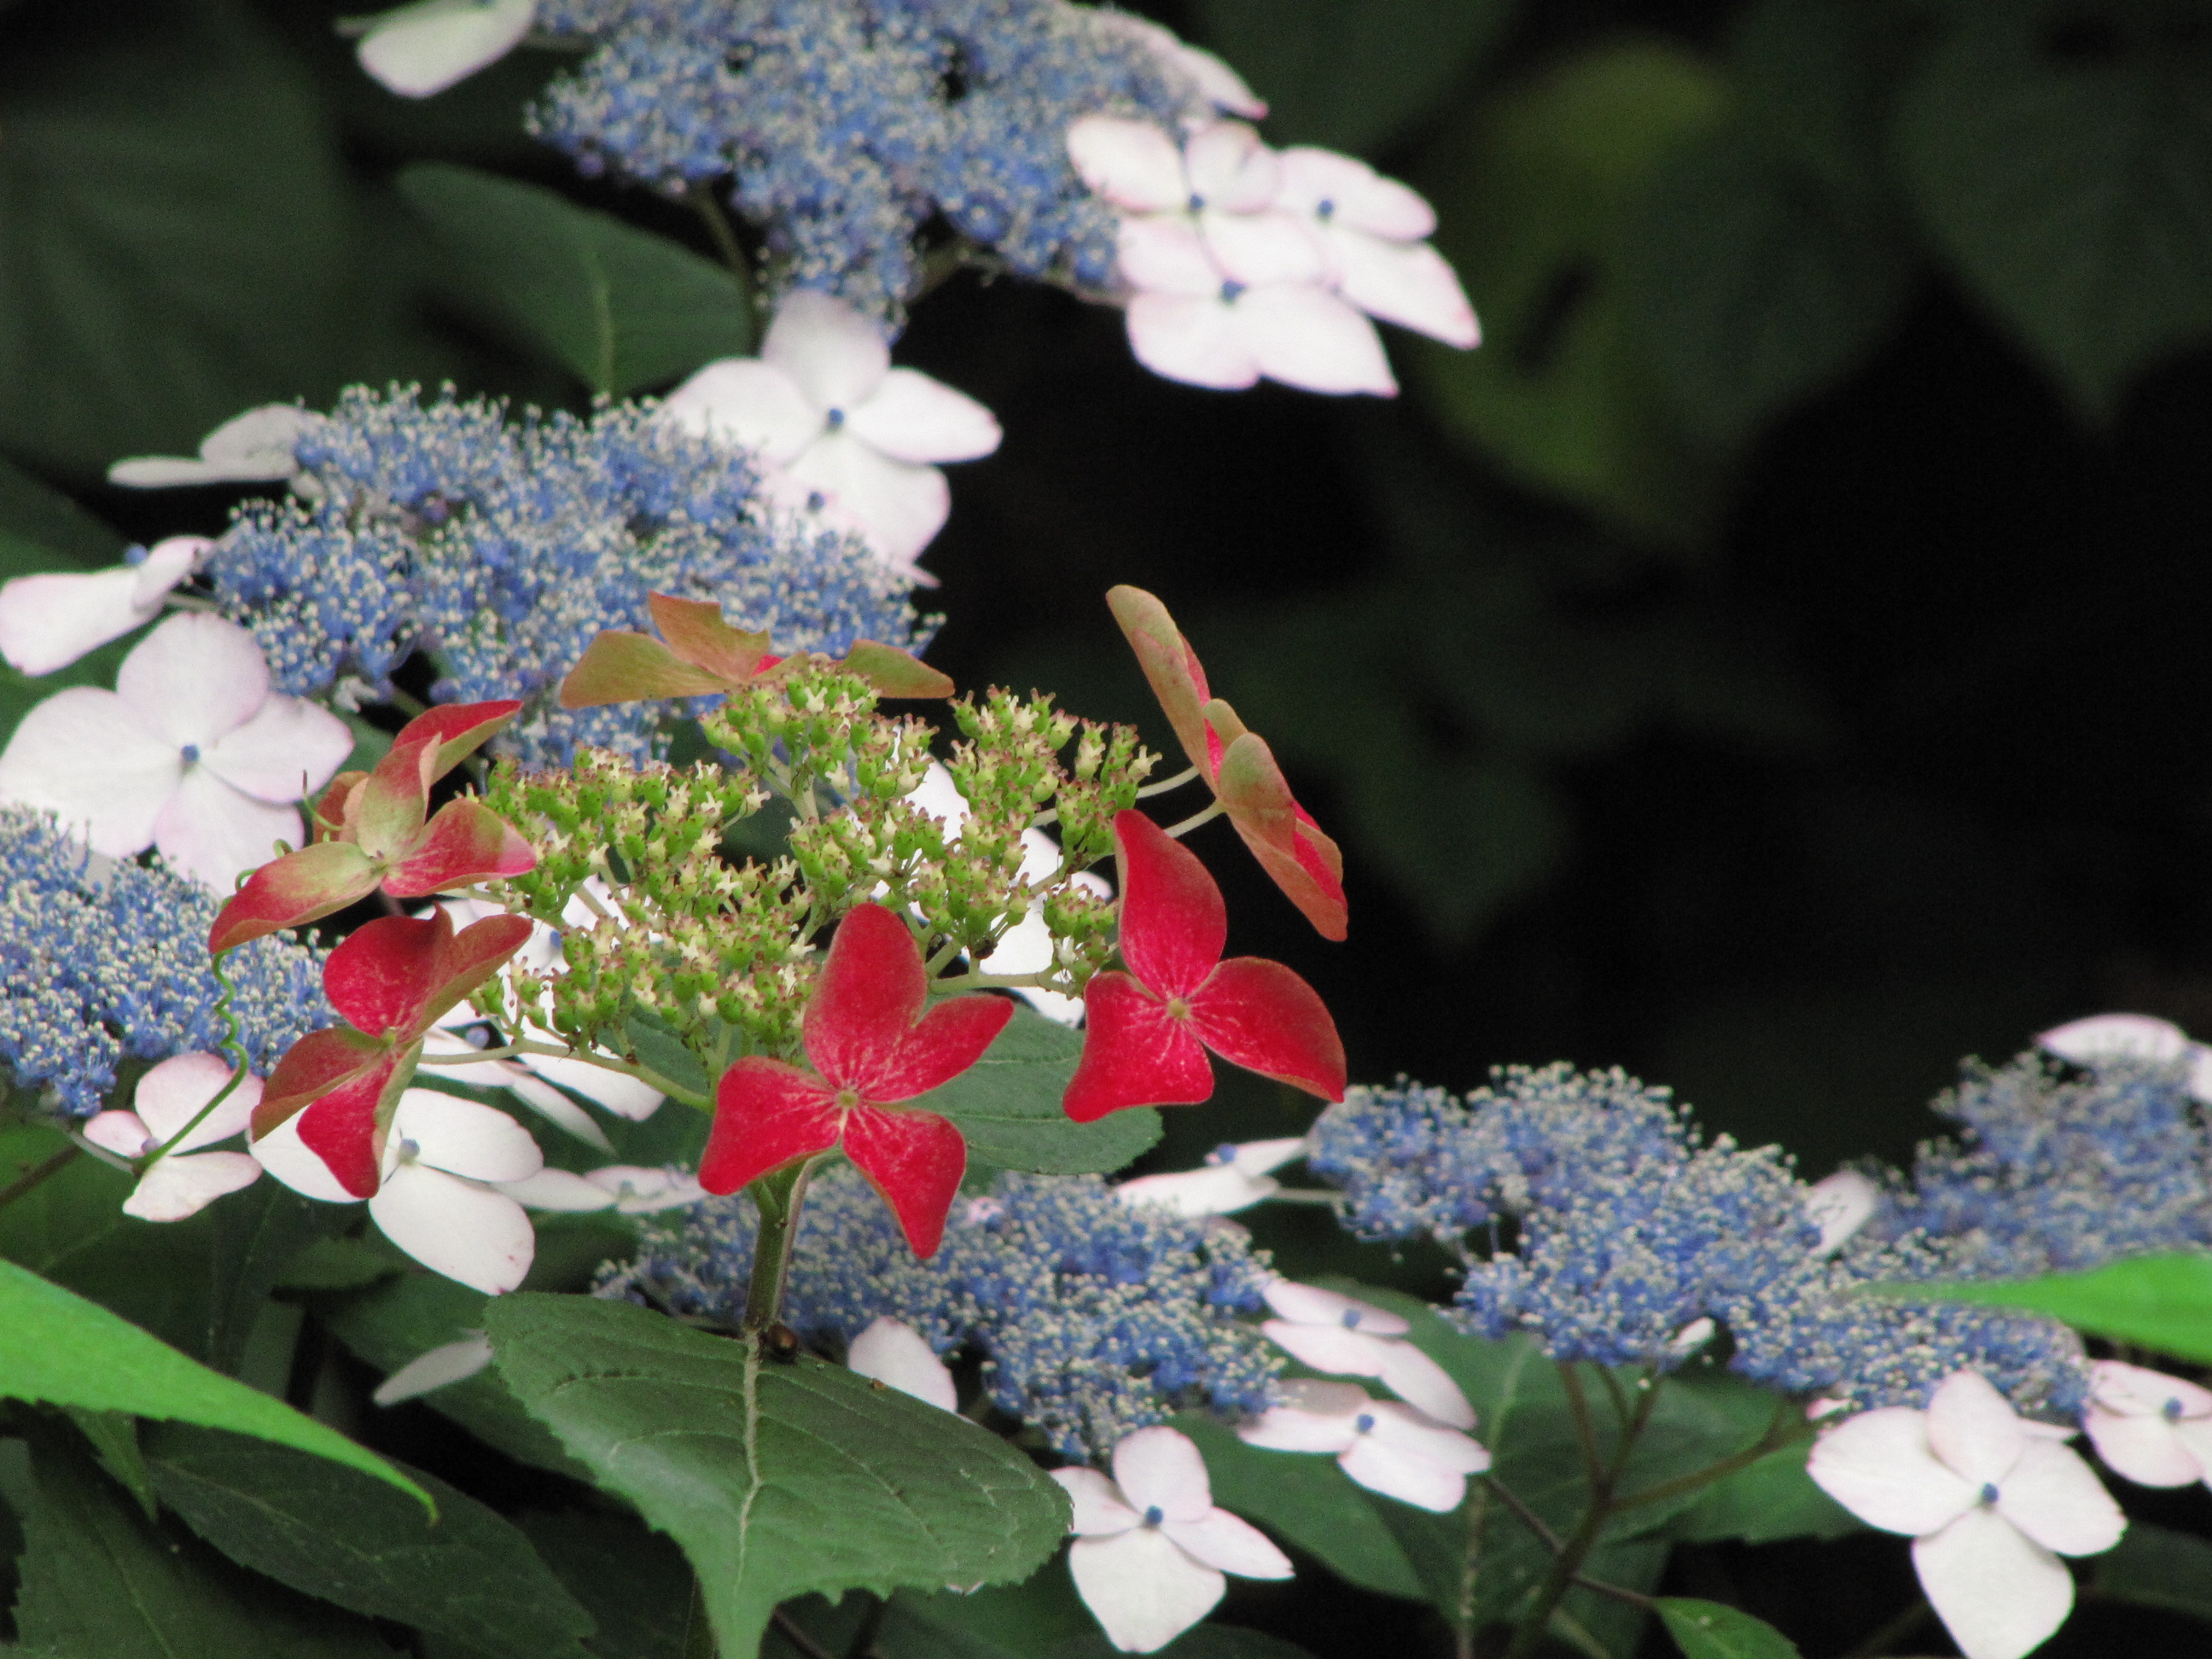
[0, 8, 2206, 1659]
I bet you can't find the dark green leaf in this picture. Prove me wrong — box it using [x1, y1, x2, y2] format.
[7, 1429, 400, 1659]
[399, 162, 755, 397]
[143, 1423, 596, 1659]
[1891, 1, 2212, 416]
[0, 1258, 426, 1505]
[1899, 1251, 2212, 1361]
[0, 0, 352, 474]
[207, 1179, 341, 1375]
[0, 454, 125, 571]
[519, 1510, 693, 1659]
[1729, 0, 1911, 201]
[911, 1004, 1161, 1175]
[1175, 1414, 1425, 1600]
[878, 1570, 1099, 1659]
[317, 1271, 587, 1478]
[2093, 1521, 2212, 1625]
[1656, 1598, 1803, 1658]
[485, 1293, 1069, 1657]
[1195, 0, 1519, 156]
[62, 1408, 156, 1521]
[1665, 1446, 1859, 1545]
[622, 1010, 715, 1103]
[276, 1234, 405, 1293]
[1049, 1626, 1318, 1659]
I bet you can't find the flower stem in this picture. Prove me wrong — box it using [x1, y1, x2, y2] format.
[145, 951, 255, 1166]
[743, 1157, 818, 1330]
[0, 1145, 78, 1212]
[1160, 800, 1226, 838]
[1133, 763, 1204, 800]
[689, 185, 750, 285]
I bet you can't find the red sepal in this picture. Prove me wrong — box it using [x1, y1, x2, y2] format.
[1187, 957, 1345, 1103]
[208, 841, 379, 954]
[1214, 726, 1348, 941]
[1111, 810, 1226, 998]
[254, 1026, 385, 1139]
[1107, 585, 1214, 778]
[321, 909, 533, 1038]
[843, 1105, 966, 1256]
[380, 799, 538, 897]
[648, 593, 777, 683]
[294, 1050, 410, 1198]
[397, 700, 524, 784]
[698, 1060, 841, 1194]
[801, 904, 1012, 1101]
[1062, 971, 1215, 1122]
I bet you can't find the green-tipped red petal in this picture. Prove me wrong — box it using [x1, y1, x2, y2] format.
[209, 841, 381, 954]
[381, 798, 538, 897]
[1112, 810, 1226, 998]
[559, 631, 732, 708]
[416, 911, 536, 1031]
[253, 1026, 385, 1138]
[647, 593, 777, 682]
[324, 914, 454, 1037]
[295, 1051, 410, 1198]
[1063, 971, 1216, 1122]
[842, 1105, 967, 1257]
[838, 639, 954, 699]
[402, 700, 523, 783]
[1214, 729, 1348, 941]
[1107, 585, 1214, 777]
[698, 1060, 841, 1195]
[1185, 958, 1345, 1102]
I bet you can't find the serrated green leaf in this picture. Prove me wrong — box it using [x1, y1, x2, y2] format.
[1891, 2, 2212, 417]
[62, 1407, 156, 1522]
[1899, 1250, 2212, 1361]
[519, 1510, 693, 1659]
[2093, 1520, 2212, 1625]
[1656, 1598, 1802, 1658]
[8, 1429, 402, 1659]
[207, 1179, 342, 1375]
[910, 1004, 1161, 1175]
[143, 1423, 596, 1659]
[485, 1293, 1069, 1658]
[878, 1569, 1099, 1659]
[399, 162, 755, 397]
[1194, 0, 1518, 156]
[1175, 1414, 1423, 1600]
[0, 1259, 427, 1508]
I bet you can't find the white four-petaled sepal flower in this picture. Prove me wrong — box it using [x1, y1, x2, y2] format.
[372, 1333, 495, 1406]
[352, 0, 535, 98]
[1054, 1427, 1292, 1654]
[1239, 1379, 1490, 1512]
[1805, 1167, 1880, 1254]
[0, 536, 209, 678]
[108, 405, 312, 489]
[1259, 1280, 1476, 1429]
[1807, 1370, 2125, 1659]
[2036, 1012, 2212, 1103]
[663, 291, 1001, 576]
[583, 1164, 710, 1213]
[1115, 1137, 1307, 1216]
[2081, 1359, 2212, 1488]
[82, 1051, 263, 1222]
[0, 612, 353, 889]
[848, 1318, 958, 1412]
[253, 1089, 545, 1295]
[1272, 148, 1478, 348]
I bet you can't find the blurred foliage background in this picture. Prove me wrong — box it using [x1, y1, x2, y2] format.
[4, 0, 2211, 1192]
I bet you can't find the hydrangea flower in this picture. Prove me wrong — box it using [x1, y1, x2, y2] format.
[1238, 1379, 1490, 1512]
[81, 1052, 264, 1222]
[1258, 1280, 1472, 1429]
[2038, 1011, 2212, 1100]
[0, 612, 353, 890]
[0, 536, 207, 677]
[2080, 1359, 2212, 1489]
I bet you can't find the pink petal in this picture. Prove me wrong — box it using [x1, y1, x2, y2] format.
[847, 1317, 958, 1412]
[845, 368, 1001, 464]
[1912, 1507, 2075, 1659]
[1807, 1168, 1880, 1254]
[1202, 210, 1325, 288]
[1158, 1511, 1292, 1579]
[494, 1167, 617, 1211]
[761, 290, 890, 412]
[1237, 286, 1397, 396]
[82, 1111, 153, 1158]
[1053, 1466, 1141, 1536]
[1183, 123, 1278, 214]
[199, 693, 354, 804]
[2037, 1012, 2191, 1066]
[357, 0, 537, 99]
[1338, 1435, 1472, 1512]
[1068, 1529, 1224, 1653]
[108, 405, 309, 488]
[1328, 232, 1480, 348]
[1808, 1406, 1980, 1535]
[392, 1089, 544, 1184]
[2084, 1406, 2204, 1487]
[132, 537, 210, 607]
[1066, 116, 1190, 213]
[1116, 216, 1228, 298]
[583, 1165, 708, 1213]
[1927, 1371, 2028, 1488]
[153, 769, 303, 888]
[1237, 1382, 1369, 1453]
[372, 1334, 495, 1405]
[1995, 1439, 2126, 1555]
[1126, 293, 1261, 390]
[0, 685, 181, 854]
[2089, 1359, 2212, 1418]
[1261, 1280, 1409, 1335]
[1232, 1138, 1309, 1177]
[1375, 1341, 1477, 1429]
[1262, 1318, 1394, 1380]
[250, 1109, 360, 1203]
[1361, 1402, 1492, 1475]
[783, 434, 951, 570]
[661, 358, 824, 463]
[116, 613, 269, 749]
[1111, 1426, 1215, 1522]
[134, 1051, 261, 1151]
[0, 568, 164, 677]
[1275, 148, 1435, 241]
[1173, 44, 1266, 119]
[124, 1150, 261, 1222]
[369, 1162, 534, 1294]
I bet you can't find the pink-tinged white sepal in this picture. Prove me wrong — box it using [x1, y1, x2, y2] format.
[353, 0, 536, 98]
[1259, 1280, 1475, 1429]
[1272, 148, 1478, 348]
[0, 537, 209, 678]
[1115, 1137, 1307, 1216]
[372, 1333, 495, 1406]
[82, 1051, 263, 1222]
[108, 405, 312, 489]
[1053, 1426, 1292, 1653]
[1806, 1168, 1881, 1254]
[848, 1318, 958, 1412]
[2081, 1359, 2212, 1488]
[1239, 1379, 1490, 1511]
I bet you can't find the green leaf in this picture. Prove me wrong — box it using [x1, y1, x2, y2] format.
[1049, 1627, 1319, 1659]
[6, 1429, 401, 1659]
[1412, 41, 1729, 546]
[623, 1009, 716, 1103]
[0, 0, 353, 474]
[62, 1407, 157, 1522]
[0, 454, 125, 571]
[2093, 1521, 2212, 1625]
[1194, 0, 1519, 156]
[910, 1004, 1161, 1175]
[1900, 1251, 2212, 1361]
[1891, 2, 2212, 417]
[143, 1423, 597, 1659]
[1656, 1598, 1803, 1658]
[519, 1510, 693, 1659]
[484, 1293, 1070, 1658]
[876, 1570, 1099, 1659]
[398, 162, 756, 397]
[0, 1258, 428, 1508]
[1175, 1414, 1425, 1600]
[1665, 1445, 1859, 1545]
[317, 1271, 586, 1477]
[1620, 125, 1913, 448]
[207, 1179, 341, 1375]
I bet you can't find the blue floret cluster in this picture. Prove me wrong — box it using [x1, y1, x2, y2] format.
[201, 386, 923, 769]
[0, 808, 332, 1115]
[527, 0, 1210, 321]
[603, 1165, 1283, 1456]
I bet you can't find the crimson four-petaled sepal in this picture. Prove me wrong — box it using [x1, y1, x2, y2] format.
[1062, 809, 1345, 1124]
[253, 909, 535, 1197]
[698, 903, 1012, 1257]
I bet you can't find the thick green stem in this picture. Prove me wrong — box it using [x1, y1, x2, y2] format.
[1610, 1402, 1810, 1516]
[744, 1158, 818, 1330]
